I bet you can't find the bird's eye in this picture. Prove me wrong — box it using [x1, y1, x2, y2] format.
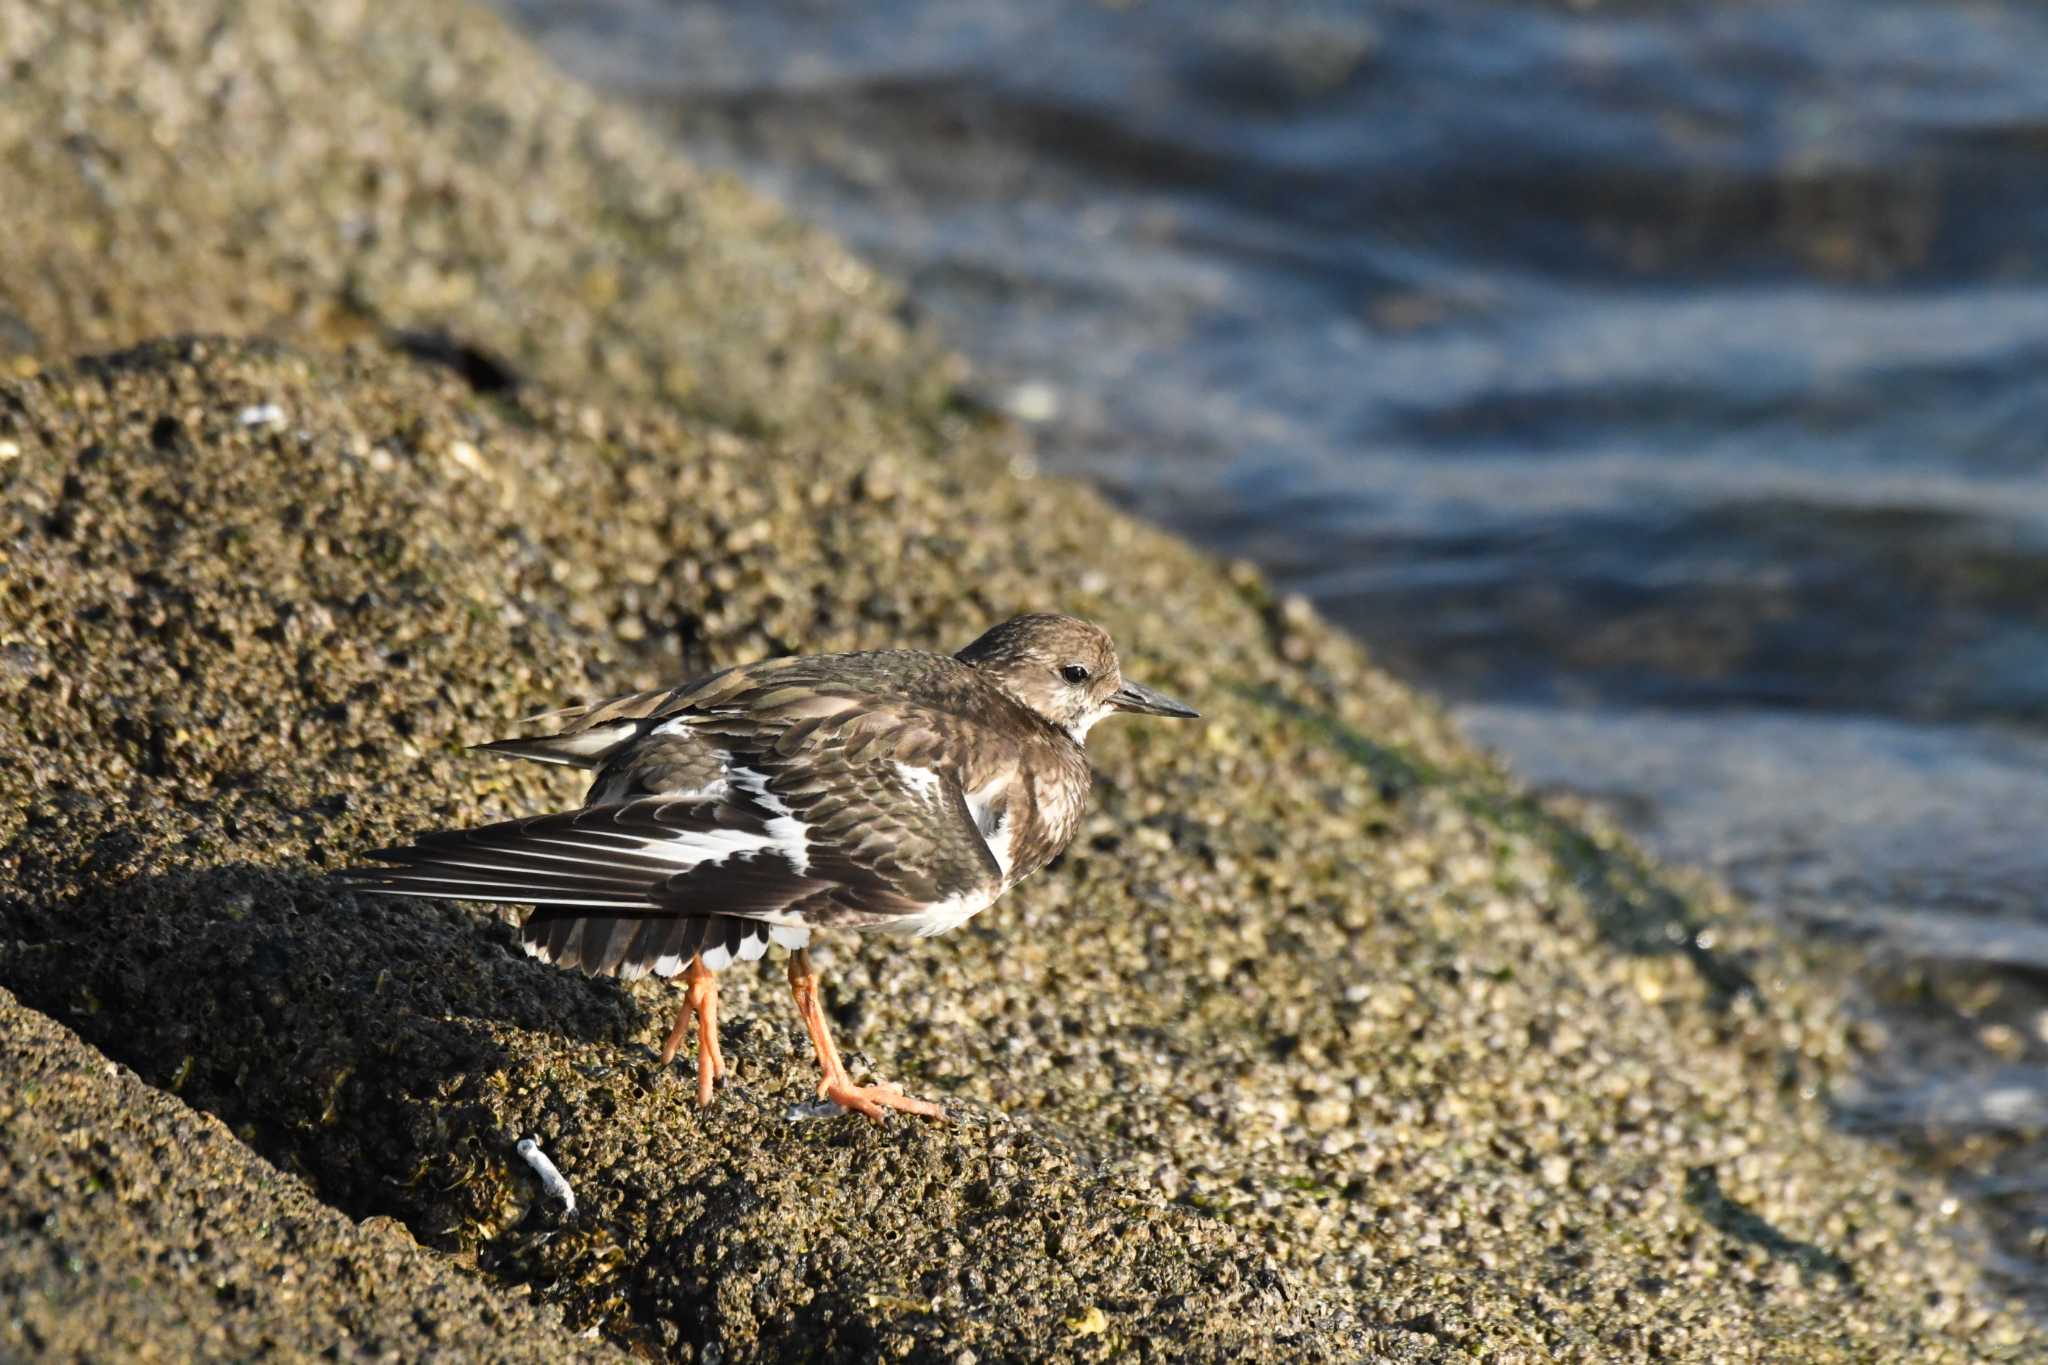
[1059, 663, 1091, 685]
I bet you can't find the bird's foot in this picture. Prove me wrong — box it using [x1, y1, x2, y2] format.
[786, 946, 942, 1121]
[817, 1072, 946, 1122]
[659, 955, 726, 1107]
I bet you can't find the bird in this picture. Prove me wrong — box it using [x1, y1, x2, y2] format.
[340, 614, 1198, 1120]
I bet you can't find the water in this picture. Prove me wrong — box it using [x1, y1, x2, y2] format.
[493, 0, 2048, 1284]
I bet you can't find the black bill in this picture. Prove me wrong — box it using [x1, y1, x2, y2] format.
[1108, 679, 1199, 719]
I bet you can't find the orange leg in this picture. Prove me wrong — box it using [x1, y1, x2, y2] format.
[660, 954, 725, 1107]
[786, 947, 944, 1122]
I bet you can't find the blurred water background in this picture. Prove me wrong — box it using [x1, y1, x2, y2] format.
[493, 0, 2048, 1287]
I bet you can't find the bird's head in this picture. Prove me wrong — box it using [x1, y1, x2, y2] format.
[956, 613, 1199, 744]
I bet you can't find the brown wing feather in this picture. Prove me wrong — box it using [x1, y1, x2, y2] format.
[749, 746, 1002, 928]
[345, 648, 1100, 984]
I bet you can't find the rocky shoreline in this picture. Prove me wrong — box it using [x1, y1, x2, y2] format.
[0, 2, 2036, 1360]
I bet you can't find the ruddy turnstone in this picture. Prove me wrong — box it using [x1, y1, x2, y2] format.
[342, 614, 1197, 1120]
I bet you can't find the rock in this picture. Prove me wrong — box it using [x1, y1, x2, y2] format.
[0, 986, 617, 1362]
[0, 340, 1366, 1360]
[0, 0, 2038, 1361]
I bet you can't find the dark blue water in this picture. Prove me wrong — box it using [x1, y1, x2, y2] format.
[496, 0, 2048, 1280]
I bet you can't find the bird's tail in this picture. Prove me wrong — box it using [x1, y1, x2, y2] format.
[334, 798, 824, 978]
[521, 910, 804, 979]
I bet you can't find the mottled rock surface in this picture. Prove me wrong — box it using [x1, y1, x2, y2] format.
[0, 1, 2039, 1362]
[0, 986, 618, 1362]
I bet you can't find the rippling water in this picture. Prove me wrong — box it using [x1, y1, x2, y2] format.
[495, 0, 2048, 1286]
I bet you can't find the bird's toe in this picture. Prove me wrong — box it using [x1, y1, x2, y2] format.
[819, 1075, 945, 1122]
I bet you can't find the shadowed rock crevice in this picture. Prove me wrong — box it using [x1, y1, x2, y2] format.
[0, 986, 621, 1362]
[0, 863, 632, 1223]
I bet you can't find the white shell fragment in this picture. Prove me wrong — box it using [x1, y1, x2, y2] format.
[515, 1136, 575, 1214]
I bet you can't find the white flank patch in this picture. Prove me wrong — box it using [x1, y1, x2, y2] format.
[982, 809, 1015, 879]
[964, 775, 1016, 880]
[768, 924, 812, 950]
[964, 775, 1007, 824]
[727, 766, 811, 875]
[889, 888, 999, 939]
[893, 762, 945, 803]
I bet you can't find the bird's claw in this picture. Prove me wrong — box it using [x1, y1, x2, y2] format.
[817, 1074, 946, 1122]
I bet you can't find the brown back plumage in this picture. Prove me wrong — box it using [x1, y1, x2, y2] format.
[344, 615, 1195, 981]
